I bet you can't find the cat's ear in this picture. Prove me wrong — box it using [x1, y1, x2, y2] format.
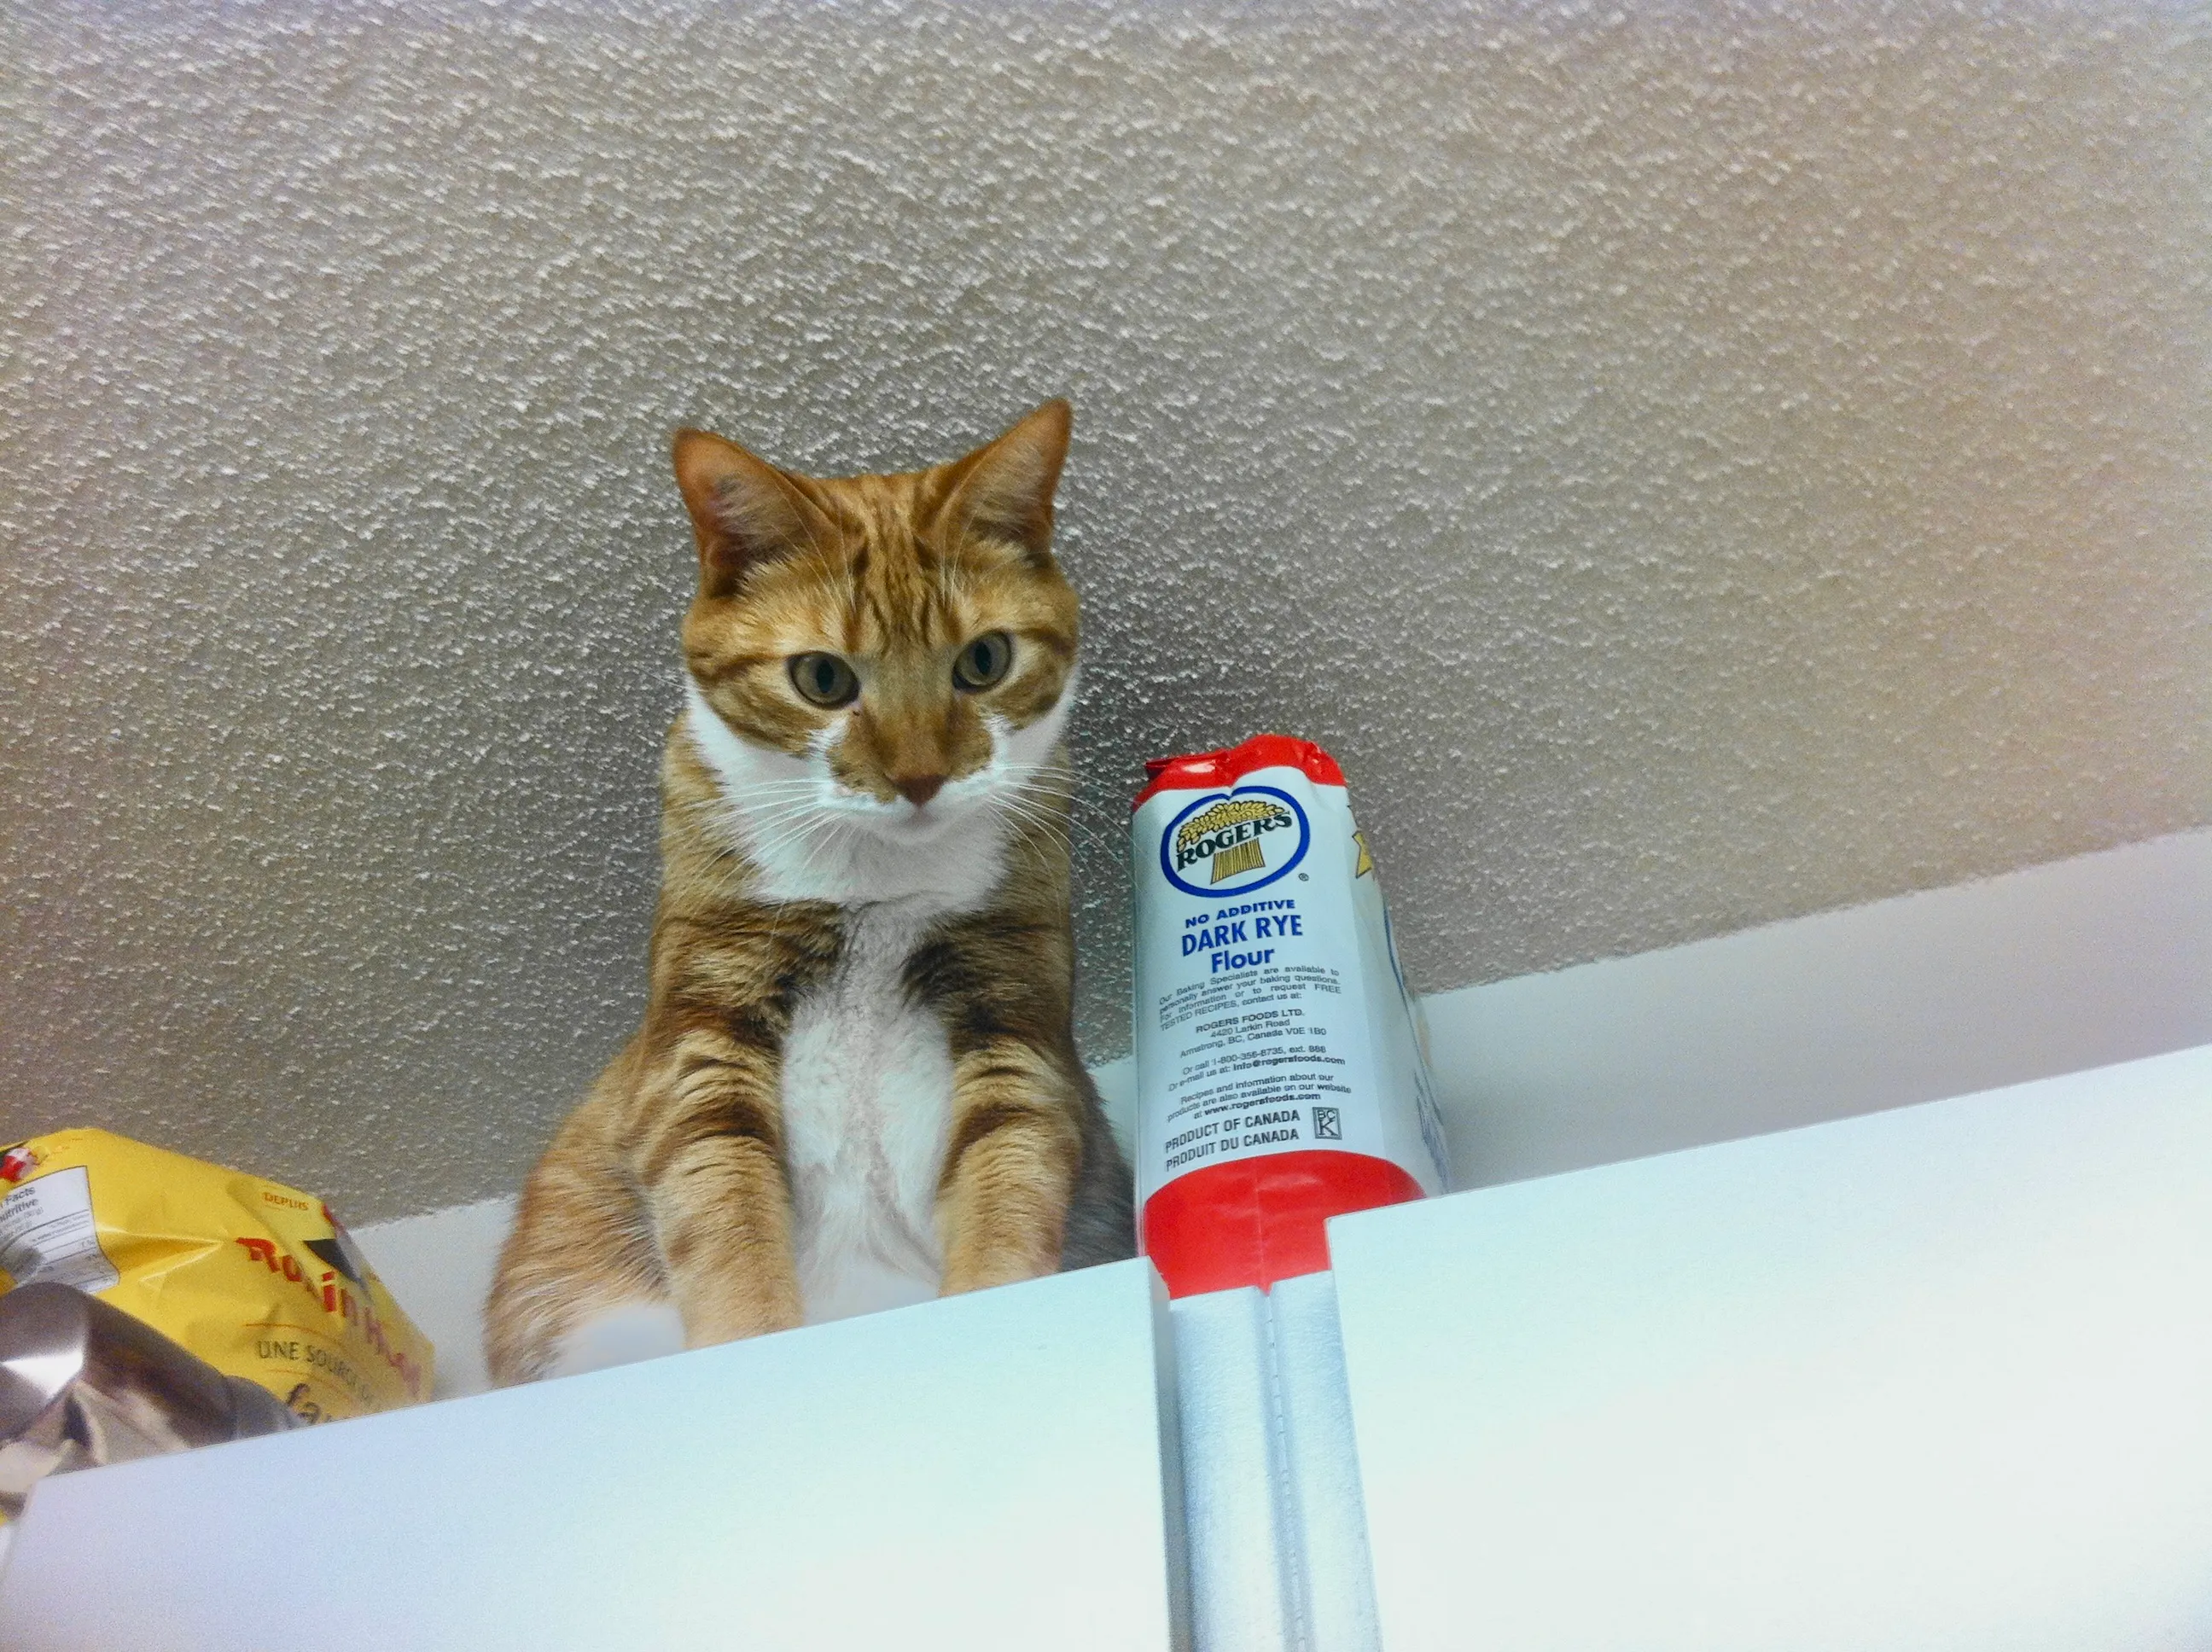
[672, 429, 836, 597]
[938, 399, 1073, 562]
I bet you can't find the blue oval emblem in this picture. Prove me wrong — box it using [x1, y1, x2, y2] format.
[1159, 785, 1310, 899]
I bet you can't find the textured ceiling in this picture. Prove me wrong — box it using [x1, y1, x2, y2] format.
[3, 1, 2207, 1224]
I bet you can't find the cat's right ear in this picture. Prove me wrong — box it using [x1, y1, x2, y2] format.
[672, 430, 835, 598]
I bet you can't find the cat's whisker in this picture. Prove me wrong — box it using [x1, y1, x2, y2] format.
[744, 809, 842, 874]
[702, 806, 817, 868]
[992, 794, 1083, 861]
[1002, 775, 1113, 856]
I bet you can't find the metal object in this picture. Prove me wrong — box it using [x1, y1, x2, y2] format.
[0, 1283, 294, 1516]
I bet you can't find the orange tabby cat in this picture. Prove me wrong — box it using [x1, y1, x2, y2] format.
[485, 401, 1132, 1385]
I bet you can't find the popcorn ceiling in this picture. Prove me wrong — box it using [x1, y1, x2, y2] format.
[2, 1, 2206, 1223]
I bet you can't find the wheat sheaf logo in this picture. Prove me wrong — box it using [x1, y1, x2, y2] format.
[1173, 798, 1292, 884]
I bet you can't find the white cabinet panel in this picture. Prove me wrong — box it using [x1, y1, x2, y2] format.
[0, 1259, 1189, 1652]
[1327, 1045, 2212, 1652]
[11, 1050, 2210, 1650]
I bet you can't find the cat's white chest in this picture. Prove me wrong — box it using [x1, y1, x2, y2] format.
[779, 902, 956, 1323]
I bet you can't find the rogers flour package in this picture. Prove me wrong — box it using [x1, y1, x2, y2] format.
[1131, 735, 1448, 1297]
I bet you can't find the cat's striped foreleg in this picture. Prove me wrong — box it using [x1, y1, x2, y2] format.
[934, 1042, 1083, 1295]
[635, 1025, 806, 1347]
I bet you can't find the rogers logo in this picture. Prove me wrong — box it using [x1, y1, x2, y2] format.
[1160, 786, 1309, 898]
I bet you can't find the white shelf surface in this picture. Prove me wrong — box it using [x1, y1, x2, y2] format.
[7, 1050, 2209, 1649]
[1327, 1042, 2212, 1651]
[0, 1259, 1189, 1652]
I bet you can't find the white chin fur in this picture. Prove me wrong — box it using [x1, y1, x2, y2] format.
[680, 671, 1074, 910]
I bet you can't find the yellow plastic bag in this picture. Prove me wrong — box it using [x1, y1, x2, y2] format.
[0, 1129, 433, 1422]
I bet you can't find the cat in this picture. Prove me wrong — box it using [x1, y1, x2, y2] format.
[484, 399, 1133, 1385]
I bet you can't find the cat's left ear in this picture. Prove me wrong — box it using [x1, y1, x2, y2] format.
[938, 399, 1073, 563]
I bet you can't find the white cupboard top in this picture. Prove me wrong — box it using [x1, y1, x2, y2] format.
[1327, 1044, 2212, 1652]
[0, 1258, 1188, 1652]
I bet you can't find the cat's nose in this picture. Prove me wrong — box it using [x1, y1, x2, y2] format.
[894, 773, 946, 807]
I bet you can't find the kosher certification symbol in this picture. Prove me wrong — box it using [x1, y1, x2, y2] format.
[1312, 1106, 1342, 1140]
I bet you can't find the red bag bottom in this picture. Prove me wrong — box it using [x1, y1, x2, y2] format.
[1140, 1150, 1425, 1299]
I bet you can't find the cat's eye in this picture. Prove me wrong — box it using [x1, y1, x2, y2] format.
[789, 652, 859, 708]
[952, 632, 1013, 693]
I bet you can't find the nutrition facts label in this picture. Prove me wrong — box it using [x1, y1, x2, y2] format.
[0, 1165, 122, 1294]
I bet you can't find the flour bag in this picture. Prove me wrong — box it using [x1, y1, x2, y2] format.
[1131, 735, 1448, 1296]
[0, 1129, 433, 1423]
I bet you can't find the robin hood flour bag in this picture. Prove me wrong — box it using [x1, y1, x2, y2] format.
[0, 1129, 433, 1425]
[1130, 735, 1448, 1297]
